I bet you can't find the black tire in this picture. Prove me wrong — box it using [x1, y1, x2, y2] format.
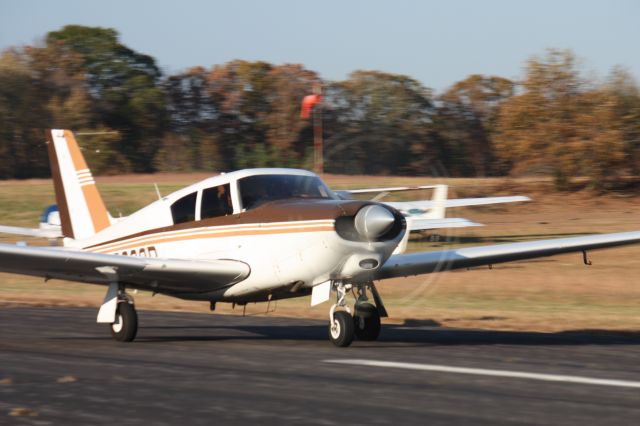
[329, 311, 355, 347]
[354, 303, 381, 341]
[110, 302, 138, 342]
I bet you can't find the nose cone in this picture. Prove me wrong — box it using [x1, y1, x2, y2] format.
[354, 205, 396, 241]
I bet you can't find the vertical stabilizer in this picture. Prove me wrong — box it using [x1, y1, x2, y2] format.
[423, 184, 448, 219]
[46, 129, 111, 240]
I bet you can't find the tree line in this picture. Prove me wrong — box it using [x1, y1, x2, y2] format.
[1, 25, 639, 189]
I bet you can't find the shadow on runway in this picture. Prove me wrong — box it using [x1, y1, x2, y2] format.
[133, 322, 640, 347]
[18, 306, 637, 347]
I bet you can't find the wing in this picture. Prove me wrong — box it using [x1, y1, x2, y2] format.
[0, 225, 62, 239]
[386, 195, 531, 214]
[409, 217, 482, 231]
[393, 217, 482, 255]
[0, 243, 249, 295]
[377, 231, 640, 279]
[343, 185, 440, 194]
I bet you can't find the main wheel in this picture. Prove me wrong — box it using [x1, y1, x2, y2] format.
[110, 301, 138, 342]
[354, 303, 381, 341]
[329, 311, 355, 347]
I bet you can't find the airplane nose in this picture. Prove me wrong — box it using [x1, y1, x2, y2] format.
[354, 205, 396, 241]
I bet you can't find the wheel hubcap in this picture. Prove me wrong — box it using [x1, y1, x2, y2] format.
[330, 319, 341, 339]
[111, 314, 124, 333]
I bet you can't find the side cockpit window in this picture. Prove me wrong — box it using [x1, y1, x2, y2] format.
[201, 184, 233, 219]
[170, 192, 197, 224]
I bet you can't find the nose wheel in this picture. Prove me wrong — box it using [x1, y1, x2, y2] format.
[329, 311, 355, 347]
[328, 281, 386, 347]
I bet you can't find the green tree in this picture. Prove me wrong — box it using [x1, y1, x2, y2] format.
[605, 67, 640, 176]
[494, 49, 631, 189]
[160, 67, 222, 171]
[163, 61, 318, 170]
[324, 70, 437, 175]
[437, 75, 514, 176]
[45, 25, 166, 172]
[26, 41, 91, 130]
[0, 50, 51, 178]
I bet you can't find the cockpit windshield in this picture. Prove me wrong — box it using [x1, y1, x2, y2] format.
[238, 174, 337, 210]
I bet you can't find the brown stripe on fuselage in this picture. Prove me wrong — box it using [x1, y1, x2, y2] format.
[90, 223, 335, 253]
[84, 199, 370, 250]
[46, 131, 74, 239]
[64, 130, 110, 232]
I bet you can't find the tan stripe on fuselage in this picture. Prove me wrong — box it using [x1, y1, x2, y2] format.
[88, 223, 335, 254]
[64, 130, 110, 232]
[87, 219, 335, 251]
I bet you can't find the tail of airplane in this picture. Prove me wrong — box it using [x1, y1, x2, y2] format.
[393, 185, 448, 254]
[46, 129, 112, 240]
[422, 184, 447, 219]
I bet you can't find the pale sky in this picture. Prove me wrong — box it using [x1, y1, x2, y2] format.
[1, 0, 638, 92]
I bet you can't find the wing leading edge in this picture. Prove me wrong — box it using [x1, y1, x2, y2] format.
[0, 243, 250, 295]
[0, 225, 62, 239]
[377, 231, 640, 280]
[385, 195, 531, 213]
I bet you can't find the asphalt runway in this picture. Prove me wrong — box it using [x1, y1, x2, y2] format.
[1, 306, 640, 425]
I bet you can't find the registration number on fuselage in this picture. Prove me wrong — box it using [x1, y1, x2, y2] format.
[116, 246, 158, 257]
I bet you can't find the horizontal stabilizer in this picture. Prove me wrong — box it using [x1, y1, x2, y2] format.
[0, 225, 62, 239]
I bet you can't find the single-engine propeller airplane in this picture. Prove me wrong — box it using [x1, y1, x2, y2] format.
[1, 129, 639, 347]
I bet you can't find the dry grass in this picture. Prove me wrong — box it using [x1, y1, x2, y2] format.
[1, 173, 640, 332]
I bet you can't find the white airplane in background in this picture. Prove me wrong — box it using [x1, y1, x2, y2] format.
[337, 184, 530, 254]
[1, 129, 639, 347]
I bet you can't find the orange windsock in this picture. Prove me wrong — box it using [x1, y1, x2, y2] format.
[300, 94, 322, 119]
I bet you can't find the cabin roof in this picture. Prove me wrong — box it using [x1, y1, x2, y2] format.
[163, 168, 318, 202]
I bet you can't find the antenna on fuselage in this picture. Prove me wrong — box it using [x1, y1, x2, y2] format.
[153, 183, 162, 201]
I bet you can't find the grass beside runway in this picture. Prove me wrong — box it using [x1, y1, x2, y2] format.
[1, 174, 640, 332]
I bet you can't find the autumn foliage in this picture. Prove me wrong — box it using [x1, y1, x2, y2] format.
[1, 26, 639, 190]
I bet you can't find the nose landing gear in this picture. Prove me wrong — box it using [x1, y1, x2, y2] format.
[329, 310, 355, 347]
[328, 281, 387, 347]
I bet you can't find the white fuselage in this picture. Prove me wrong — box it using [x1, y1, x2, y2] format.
[64, 169, 404, 302]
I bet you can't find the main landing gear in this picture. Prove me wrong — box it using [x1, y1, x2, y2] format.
[110, 293, 138, 342]
[328, 281, 387, 347]
[97, 281, 139, 342]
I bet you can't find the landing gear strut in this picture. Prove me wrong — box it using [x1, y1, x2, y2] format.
[328, 281, 386, 347]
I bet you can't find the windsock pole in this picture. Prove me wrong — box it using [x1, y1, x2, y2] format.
[312, 81, 323, 174]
